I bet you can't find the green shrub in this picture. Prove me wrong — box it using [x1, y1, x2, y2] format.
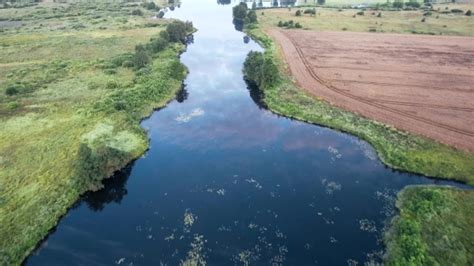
[131, 9, 143, 16]
[5, 86, 19, 96]
[166, 20, 193, 43]
[451, 8, 463, 13]
[247, 10, 257, 23]
[149, 37, 169, 53]
[232, 2, 248, 21]
[357, 11, 364, 15]
[406, 1, 421, 8]
[145, 2, 156, 10]
[295, 10, 302, 16]
[133, 46, 151, 69]
[295, 22, 302, 28]
[304, 8, 316, 15]
[243, 51, 279, 90]
[393, 1, 403, 8]
[466, 10, 472, 16]
[122, 60, 134, 68]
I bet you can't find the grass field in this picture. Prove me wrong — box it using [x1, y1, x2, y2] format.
[0, 2, 190, 265]
[384, 186, 474, 265]
[257, 4, 474, 35]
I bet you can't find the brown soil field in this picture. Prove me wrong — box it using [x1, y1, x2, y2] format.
[268, 29, 474, 151]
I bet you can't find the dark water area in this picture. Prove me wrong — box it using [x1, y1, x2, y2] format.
[26, 1, 468, 265]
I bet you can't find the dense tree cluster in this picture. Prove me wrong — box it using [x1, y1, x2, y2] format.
[129, 20, 193, 70]
[232, 2, 258, 24]
[243, 51, 279, 90]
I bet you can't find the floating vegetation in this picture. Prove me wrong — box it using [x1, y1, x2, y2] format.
[375, 189, 397, 217]
[321, 178, 342, 195]
[248, 223, 258, 229]
[327, 145, 343, 160]
[180, 234, 207, 266]
[347, 258, 359, 266]
[275, 229, 286, 239]
[115, 257, 126, 265]
[217, 225, 232, 232]
[359, 219, 377, 233]
[270, 245, 288, 264]
[165, 233, 175, 241]
[175, 108, 205, 123]
[245, 178, 263, 190]
[183, 209, 197, 233]
[216, 189, 225, 196]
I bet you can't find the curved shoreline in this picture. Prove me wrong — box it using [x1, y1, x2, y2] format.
[244, 25, 474, 185]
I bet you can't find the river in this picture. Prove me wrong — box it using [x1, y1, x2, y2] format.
[26, 1, 464, 265]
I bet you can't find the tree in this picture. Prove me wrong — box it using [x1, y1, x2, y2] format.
[233, 2, 248, 21]
[247, 10, 258, 23]
[133, 45, 151, 69]
[5, 86, 19, 96]
[273, 0, 279, 7]
[252, 1, 257, 9]
[131, 9, 143, 16]
[165, 20, 192, 43]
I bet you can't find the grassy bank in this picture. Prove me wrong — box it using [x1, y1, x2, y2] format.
[0, 2, 191, 265]
[257, 4, 474, 36]
[384, 186, 474, 265]
[244, 25, 474, 184]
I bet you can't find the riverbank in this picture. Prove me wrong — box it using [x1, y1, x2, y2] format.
[243, 8, 474, 264]
[244, 25, 474, 184]
[384, 186, 474, 265]
[0, 2, 191, 264]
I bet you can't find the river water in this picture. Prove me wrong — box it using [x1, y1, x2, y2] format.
[26, 1, 463, 265]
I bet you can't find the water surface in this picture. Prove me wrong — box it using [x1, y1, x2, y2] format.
[27, 1, 464, 265]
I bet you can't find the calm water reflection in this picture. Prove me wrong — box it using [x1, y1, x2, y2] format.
[26, 1, 465, 265]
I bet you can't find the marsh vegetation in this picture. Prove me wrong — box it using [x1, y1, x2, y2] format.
[0, 2, 192, 264]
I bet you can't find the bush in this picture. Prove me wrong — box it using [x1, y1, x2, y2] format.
[149, 37, 169, 53]
[295, 22, 302, 28]
[466, 10, 472, 16]
[232, 2, 248, 21]
[145, 2, 156, 10]
[133, 46, 151, 69]
[122, 60, 134, 68]
[295, 10, 302, 16]
[243, 51, 279, 90]
[247, 10, 257, 23]
[421, 17, 426, 22]
[131, 9, 143, 16]
[357, 11, 364, 15]
[406, 1, 421, 8]
[278, 20, 283, 27]
[393, 1, 403, 8]
[451, 9, 463, 13]
[5, 86, 19, 96]
[377, 12, 382, 17]
[304, 8, 316, 15]
[166, 20, 193, 43]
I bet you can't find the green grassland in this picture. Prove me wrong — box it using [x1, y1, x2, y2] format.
[0, 2, 190, 265]
[258, 4, 474, 35]
[384, 186, 474, 265]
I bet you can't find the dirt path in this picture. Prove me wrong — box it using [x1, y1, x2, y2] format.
[268, 29, 474, 151]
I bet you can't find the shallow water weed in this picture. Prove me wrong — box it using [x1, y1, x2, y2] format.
[183, 209, 197, 233]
